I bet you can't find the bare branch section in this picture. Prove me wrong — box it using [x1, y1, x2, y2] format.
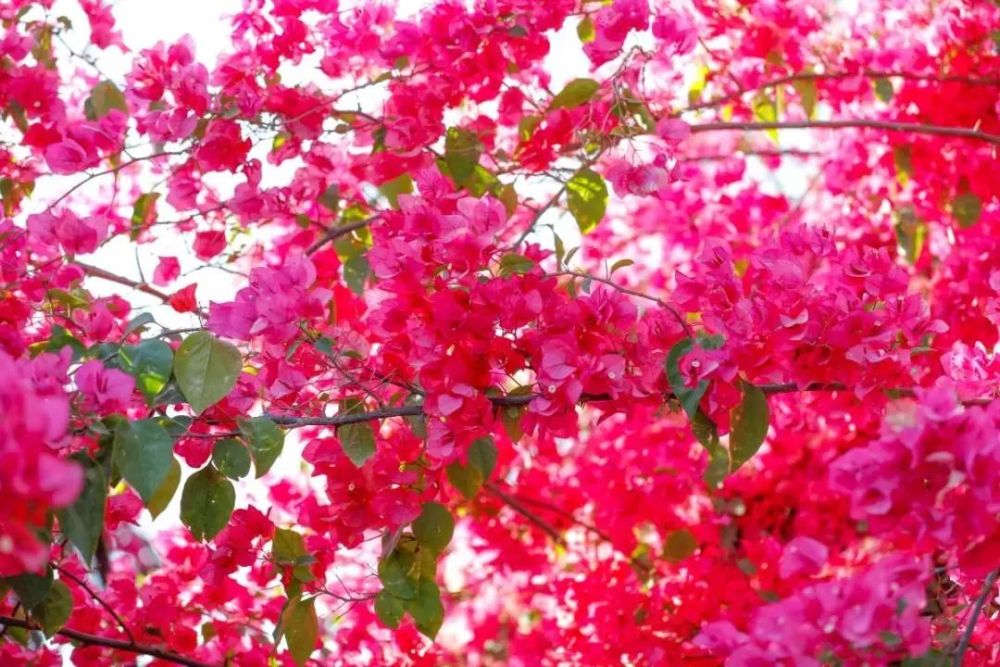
[0, 615, 214, 667]
[690, 120, 1000, 145]
[686, 69, 1000, 113]
[74, 261, 208, 319]
[244, 383, 993, 432]
[952, 569, 1000, 666]
[306, 216, 380, 255]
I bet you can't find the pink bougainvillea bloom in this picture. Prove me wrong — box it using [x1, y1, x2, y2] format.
[193, 230, 227, 259]
[779, 536, 829, 579]
[76, 360, 135, 414]
[153, 256, 181, 285]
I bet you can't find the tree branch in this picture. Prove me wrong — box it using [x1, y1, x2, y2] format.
[690, 120, 1000, 145]
[484, 482, 565, 545]
[953, 568, 1000, 666]
[503, 491, 614, 543]
[686, 69, 1000, 113]
[197, 383, 992, 435]
[306, 216, 380, 256]
[686, 70, 1000, 113]
[43, 151, 184, 213]
[546, 270, 693, 337]
[73, 261, 208, 319]
[53, 565, 135, 645]
[0, 615, 213, 667]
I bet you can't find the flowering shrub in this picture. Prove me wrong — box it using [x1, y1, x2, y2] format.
[1, 0, 999, 665]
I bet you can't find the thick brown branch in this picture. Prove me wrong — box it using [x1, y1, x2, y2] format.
[0, 615, 213, 667]
[690, 120, 1000, 145]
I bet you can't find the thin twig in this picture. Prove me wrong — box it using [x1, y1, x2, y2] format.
[306, 216, 379, 256]
[686, 70, 1000, 113]
[953, 569, 1000, 666]
[43, 151, 183, 212]
[73, 261, 207, 318]
[0, 615, 213, 667]
[690, 120, 1000, 145]
[512, 148, 606, 247]
[546, 270, 694, 337]
[506, 493, 613, 542]
[484, 482, 565, 545]
[53, 565, 135, 644]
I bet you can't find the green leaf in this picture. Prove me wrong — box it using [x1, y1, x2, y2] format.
[468, 436, 497, 477]
[378, 550, 417, 600]
[38, 325, 86, 360]
[729, 381, 769, 471]
[407, 580, 444, 639]
[444, 127, 483, 188]
[498, 183, 518, 217]
[895, 206, 926, 265]
[874, 77, 894, 102]
[610, 258, 634, 274]
[690, 408, 719, 450]
[114, 419, 175, 505]
[576, 16, 596, 43]
[122, 312, 156, 337]
[374, 590, 406, 629]
[180, 466, 236, 541]
[412, 502, 454, 554]
[33, 580, 72, 637]
[212, 438, 252, 479]
[173, 331, 242, 415]
[446, 462, 482, 500]
[130, 192, 160, 239]
[281, 596, 319, 667]
[952, 192, 982, 228]
[550, 78, 600, 110]
[663, 528, 698, 563]
[498, 253, 535, 276]
[566, 168, 608, 234]
[893, 146, 913, 186]
[751, 93, 779, 142]
[273, 527, 314, 582]
[518, 115, 541, 142]
[501, 405, 524, 442]
[56, 455, 104, 563]
[147, 458, 181, 520]
[6, 569, 53, 611]
[901, 650, 949, 667]
[464, 165, 500, 198]
[238, 417, 285, 478]
[273, 527, 307, 563]
[85, 80, 128, 120]
[791, 77, 817, 119]
[343, 254, 370, 295]
[447, 432, 499, 497]
[692, 410, 728, 489]
[338, 402, 376, 467]
[318, 183, 340, 212]
[665, 339, 708, 419]
[380, 172, 413, 209]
